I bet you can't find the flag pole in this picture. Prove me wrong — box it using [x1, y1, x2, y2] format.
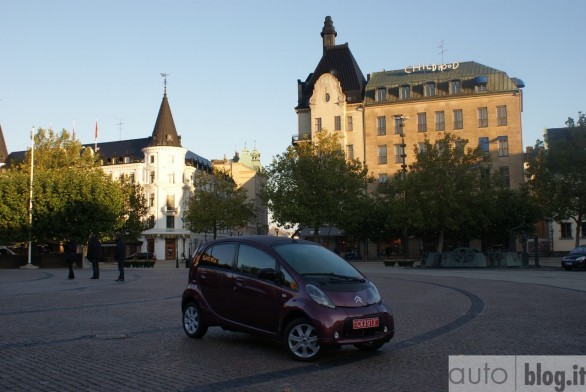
[22, 126, 38, 269]
[94, 118, 98, 152]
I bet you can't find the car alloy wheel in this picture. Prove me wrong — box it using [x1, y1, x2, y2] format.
[183, 302, 208, 338]
[284, 318, 320, 361]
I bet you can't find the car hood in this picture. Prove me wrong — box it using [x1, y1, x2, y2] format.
[324, 285, 379, 308]
[563, 253, 586, 261]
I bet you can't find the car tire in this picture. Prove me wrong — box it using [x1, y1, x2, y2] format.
[284, 318, 320, 361]
[353, 340, 386, 351]
[183, 302, 208, 338]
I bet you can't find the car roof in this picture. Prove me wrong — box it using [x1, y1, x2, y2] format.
[201, 235, 316, 248]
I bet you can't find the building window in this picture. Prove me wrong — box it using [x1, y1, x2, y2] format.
[401, 85, 411, 100]
[149, 193, 155, 207]
[417, 112, 427, 132]
[394, 144, 405, 164]
[149, 171, 155, 183]
[425, 82, 435, 97]
[315, 118, 322, 132]
[394, 116, 404, 135]
[497, 105, 508, 126]
[168, 173, 175, 183]
[478, 107, 488, 128]
[166, 194, 175, 210]
[417, 142, 426, 154]
[150, 155, 155, 164]
[581, 222, 586, 238]
[129, 173, 135, 183]
[148, 215, 155, 228]
[450, 80, 461, 95]
[346, 144, 354, 160]
[453, 109, 463, 130]
[479, 137, 489, 153]
[334, 116, 342, 131]
[166, 216, 175, 229]
[346, 116, 353, 131]
[435, 111, 445, 131]
[378, 173, 388, 183]
[376, 87, 387, 102]
[560, 222, 572, 239]
[498, 137, 509, 157]
[377, 116, 386, 136]
[377, 145, 387, 164]
[499, 166, 510, 188]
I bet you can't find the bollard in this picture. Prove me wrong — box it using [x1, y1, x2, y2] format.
[176, 257, 179, 268]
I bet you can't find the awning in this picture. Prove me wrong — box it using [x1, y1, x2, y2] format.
[474, 75, 488, 84]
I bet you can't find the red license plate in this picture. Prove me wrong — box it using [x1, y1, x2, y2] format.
[352, 317, 379, 329]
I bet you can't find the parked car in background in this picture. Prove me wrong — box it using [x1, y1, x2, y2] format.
[561, 246, 586, 271]
[125, 252, 156, 260]
[181, 236, 394, 361]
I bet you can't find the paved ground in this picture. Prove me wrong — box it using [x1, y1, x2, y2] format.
[0, 259, 584, 391]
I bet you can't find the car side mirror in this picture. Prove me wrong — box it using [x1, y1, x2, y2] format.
[258, 268, 277, 281]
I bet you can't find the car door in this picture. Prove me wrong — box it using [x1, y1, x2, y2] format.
[228, 244, 292, 333]
[197, 243, 236, 320]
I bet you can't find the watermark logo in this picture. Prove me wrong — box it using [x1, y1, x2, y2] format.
[449, 355, 586, 392]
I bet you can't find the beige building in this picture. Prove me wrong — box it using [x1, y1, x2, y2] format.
[297, 16, 525, 189]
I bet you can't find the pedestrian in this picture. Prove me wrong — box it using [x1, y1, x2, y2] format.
[115, 233, 125, 282]
[65, 240, 77, 280]
[87, 233, 101, 279]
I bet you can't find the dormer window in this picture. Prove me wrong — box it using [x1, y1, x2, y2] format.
[425, 82, 436, 97]
[376, 87, 387, 102]
[166, 134, 173, 141]
[474, 75, 488, 92]
[450, 80, 461, 95]
[400, 85, 411, 100]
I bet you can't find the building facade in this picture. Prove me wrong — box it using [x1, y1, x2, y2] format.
[295, 16, 526, 255]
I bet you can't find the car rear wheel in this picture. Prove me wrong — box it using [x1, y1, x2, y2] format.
[354, 340, 386, 351]
[183, 302, 208, 338]
[284, 318, 320, 361]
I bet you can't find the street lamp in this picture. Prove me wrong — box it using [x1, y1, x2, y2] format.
[397, 115, 409, 258]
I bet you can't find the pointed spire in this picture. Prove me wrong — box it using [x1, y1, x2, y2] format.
[321, 16, 337, 53]
[150, 77, 181, 147]
[0, 123, 8, 164]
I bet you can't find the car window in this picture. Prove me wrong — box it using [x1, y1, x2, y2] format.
[274, 244, 363, 278]
[199, 243, 236, 270]
[236, 244, 276, 278]
[279, 268, 299, 291]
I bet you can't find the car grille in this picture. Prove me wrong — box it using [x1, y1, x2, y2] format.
[342, 313, 386, 339]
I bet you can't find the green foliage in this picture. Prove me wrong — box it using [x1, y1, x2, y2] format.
[116, 179, 150, 242]
[527, 111, 586, 247]
[0, 128, 126, 244]
[184, 170, 255, 240]
[262, 131, 373, 239]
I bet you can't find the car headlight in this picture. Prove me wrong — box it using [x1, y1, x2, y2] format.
[369, 281, 382, 304]
[306, 284, 335, 308]
[577, 256, 586, 261]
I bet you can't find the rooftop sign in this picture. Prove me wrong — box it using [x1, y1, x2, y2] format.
[405, 62, 460, 74]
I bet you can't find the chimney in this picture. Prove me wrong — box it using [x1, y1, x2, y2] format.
[321, 16, 337, 54]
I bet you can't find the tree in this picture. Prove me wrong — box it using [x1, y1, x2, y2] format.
[526, 112, 586, 247]
[0, 128, 125, 244]
[400, 134, 489, 253]
[262, 131, 373, 241]
[184, 170, 255, 240]
[116, 179, 150, 242]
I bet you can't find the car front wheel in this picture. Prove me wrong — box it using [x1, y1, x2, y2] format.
[284, 318, 320, 361]
[183, 302, 208, 338]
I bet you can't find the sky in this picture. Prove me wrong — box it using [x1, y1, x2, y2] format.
[1, 0, 584, 165]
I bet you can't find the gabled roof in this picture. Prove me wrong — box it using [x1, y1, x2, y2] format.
[150, 92, 181, 147]
[297, 43, 366, 109]
[0, 124, 8, 163]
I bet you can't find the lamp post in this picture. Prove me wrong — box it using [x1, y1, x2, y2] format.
[22, 127, 38, 269]
[397, 116, 408, 258]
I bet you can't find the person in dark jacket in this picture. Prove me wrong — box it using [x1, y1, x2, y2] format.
[87, 234, 101, 279]
[65, 240, 77, 280]
[114, 233, 125, 282]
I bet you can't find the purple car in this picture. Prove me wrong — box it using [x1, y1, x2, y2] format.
[181, 236, 394, 361]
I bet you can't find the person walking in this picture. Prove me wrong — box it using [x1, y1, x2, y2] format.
[65, 240, 77, 280]
[115, 233, 125, 282]
[87, 233, 101, 279]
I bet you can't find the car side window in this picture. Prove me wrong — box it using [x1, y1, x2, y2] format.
[279, 268, 299, 291]
[199, 243, 236, 270]
[236, 244, 276, 278]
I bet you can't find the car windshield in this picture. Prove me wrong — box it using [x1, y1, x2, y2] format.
[273, 243, 363, 279]
[570, 247, 586, 254]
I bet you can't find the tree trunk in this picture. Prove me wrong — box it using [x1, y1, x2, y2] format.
[436, 227, 445, 253]
[574, 216, 582, 248]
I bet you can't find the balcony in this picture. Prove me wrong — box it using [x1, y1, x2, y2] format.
[292, 133, 312, 146]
